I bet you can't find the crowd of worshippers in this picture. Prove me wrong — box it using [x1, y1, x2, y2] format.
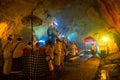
[0, 34, 77, 80]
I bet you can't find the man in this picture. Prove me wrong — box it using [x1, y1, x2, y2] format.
[23, 42, 32, 55]
[60, 41, 67, 67]
[11, 35, 25, 80]
[54, 38, 62, 72]
[2, 35, 14, 80]
[0, 38, 3, 78]
[91, 43, 96, 57]
[47, 23, 59, 45]
[70, 42, 77, 56]
[45, 40, 54, 74]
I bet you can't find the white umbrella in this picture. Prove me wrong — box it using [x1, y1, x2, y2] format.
[21, 13, 43, 53]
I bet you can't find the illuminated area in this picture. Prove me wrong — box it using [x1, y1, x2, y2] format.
[68, 32, 77, 42]
[102, 37, 108, 42]
[33, 25, 48, 39]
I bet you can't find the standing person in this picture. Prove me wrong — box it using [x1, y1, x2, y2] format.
[47, 23, 59, 45]
[70, 42, 77, 56]
[23, 42, 32, 55]
[11, 35, 25, 80]
[91, 43, 96, 57]
[33, 43, 41, 55]
[54, 38, 62, 72]
[45, 40, 54, 74]
[0, 38, 3, 78]
[2, 35, 14, 80]
[60, 41, 67, 67]
[26, 42, 32, 50]
[22, 42, 32, 79]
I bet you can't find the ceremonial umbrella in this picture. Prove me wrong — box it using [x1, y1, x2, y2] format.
[21, 13, 43, 52]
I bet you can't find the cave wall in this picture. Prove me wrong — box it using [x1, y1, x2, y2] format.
[0, 0, 119, 50]
[0, 0, 71, 42]
[96, 0, 120, 50]
[97, 0, 120, 29]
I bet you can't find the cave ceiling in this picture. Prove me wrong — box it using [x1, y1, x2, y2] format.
[0, 0, 120, 44]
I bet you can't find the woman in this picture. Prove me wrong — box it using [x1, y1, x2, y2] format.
[11, 35, 25, 80]
[45, 40, 54, 74]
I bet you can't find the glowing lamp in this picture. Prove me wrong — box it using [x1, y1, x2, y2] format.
[102, 37, 108, 42]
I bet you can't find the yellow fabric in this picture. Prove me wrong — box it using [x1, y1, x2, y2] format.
[54, 41, 62, 66]
[2, 40, 13, 74]
[45, 44, 54, 71]
[54, 42, 62, 55]
[48, 60, 54, 71]
[91, 45, 95, 50]
[71, 43, 77, 56]
[3, 40, 13, 59]
[45, 45, 54, 59]
[61, 43, 66, 64]
[3, 58, 12, 74]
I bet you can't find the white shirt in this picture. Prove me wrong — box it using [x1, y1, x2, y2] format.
[12, 41, 25, 58]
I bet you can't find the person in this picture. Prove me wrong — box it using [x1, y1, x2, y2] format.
[33, 42, 44, 55]
[22, 42, 32, 79]
[45, 40, 54, 74]
[60, 41, 67, 67]
[11, 35, 25, 80]
[26, 42, 32, 50]
[23, 42, 32, 55]
[2, 35, 14, 80]
[70, 42, 77, 56]
[0, 38, 3, 77]
[47, 23, 59, 45]
[54, 38, 62, 72]
[91, 43, 96, 57]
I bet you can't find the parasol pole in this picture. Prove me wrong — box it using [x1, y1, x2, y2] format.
[30, 3, 42, 54]
[31, 11, 34, 54]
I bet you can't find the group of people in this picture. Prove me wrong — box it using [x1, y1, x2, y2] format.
[44, 38, 68, 74]
[0, 34, 26, 80]
[0, 33, 78, 80]
[0, 34, 47, 80]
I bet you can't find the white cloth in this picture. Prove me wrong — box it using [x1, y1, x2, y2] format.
[3, 58, 12, 74]
[12, 41, 25, 58]
[2, 40, 13, 59]
[2, 40, 13, 74]
[45, 45, 54, 71]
